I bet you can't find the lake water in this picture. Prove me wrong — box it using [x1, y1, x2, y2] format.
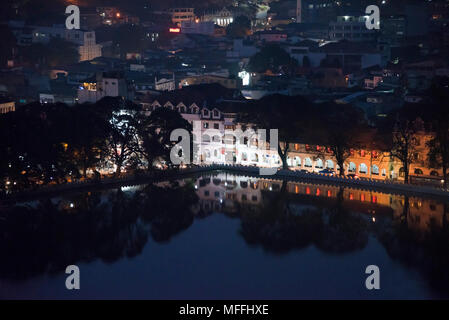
[1, 172, 448, 299]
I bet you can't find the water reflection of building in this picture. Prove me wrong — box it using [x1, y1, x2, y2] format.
[190, 173, 448, 232]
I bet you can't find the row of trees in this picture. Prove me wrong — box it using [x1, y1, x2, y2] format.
[0, 97, 192, 192]
[240, 77, 449, 186]
[239, 94, 368, 175]
[378, 78, 449, 186]
[1, 77, 448, 191]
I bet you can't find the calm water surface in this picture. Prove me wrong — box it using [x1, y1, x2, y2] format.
[1, 172, 448, 299]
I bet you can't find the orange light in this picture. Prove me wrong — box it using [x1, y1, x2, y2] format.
[169, 28, 181, 33]
[116, 12, 121, 18]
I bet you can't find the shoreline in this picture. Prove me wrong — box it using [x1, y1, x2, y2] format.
[2, 164, 449, 204]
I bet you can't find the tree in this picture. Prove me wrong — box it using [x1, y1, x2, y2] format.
[239, 94, 311, 170]
[113, 24, 148, 58]
[64, 106, 109, 178]
[0, 102, 78, 189]
[226, 15, 251, 38]
[390, 118, 420, 184]
[426, 79, 449, 188]
[247, 44, 298, 75]
[105, 112, 140, 176]
[322, 103, 367, 176]
[20, 38, 79, 68]
[136, 107, 192, 170]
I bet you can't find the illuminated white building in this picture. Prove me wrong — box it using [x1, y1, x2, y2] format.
[201, 8, 234, 27]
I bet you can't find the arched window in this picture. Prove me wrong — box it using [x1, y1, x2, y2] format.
[348, 162, 356, 173]
[399, 167, 405, 177]
[325, 159, 334, 169]
[372, 165, 379, 175]
[241, 152, 248, 161]
[359, 163, 368, 174]
[430, 170, 439, 176]
[381, 168, 386, 176]
[414, 168, 423, 175]
[315, 159, 323, 169]
[304, 158, 312, 168]
[202, 134, 211, 143]
[294, 157, 301, 167]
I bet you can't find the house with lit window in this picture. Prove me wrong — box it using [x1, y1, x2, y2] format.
[77, 71, 133, 103]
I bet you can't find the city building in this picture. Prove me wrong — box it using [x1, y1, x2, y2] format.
[179, 74, 239, 89]
[200, 7, 234, 27]
[168, 8, 195, 26]
[77, 71, 132, 103]
[329, 15, 377, 42]
[155, 74, 176, 92]
[29, 24, 102, 61]
[181, 21, 215, 35]
[0, 98, 15, 114]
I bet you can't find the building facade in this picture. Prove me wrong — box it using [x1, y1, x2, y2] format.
[168, 8, 195, 26]
[77, 72, 132, 103]
[0, 99, 15, 114]
[329, 15, 377, 42]
[138, 100, 444, 184]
